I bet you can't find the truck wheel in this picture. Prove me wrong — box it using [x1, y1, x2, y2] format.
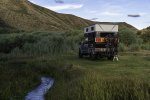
[90, 52, 97, 60]
[79, 50, 83, 58]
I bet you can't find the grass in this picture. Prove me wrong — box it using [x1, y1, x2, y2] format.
[63, 53, 150, 83]
[0, 52, 150, 100]
[0, 31, 149, 100]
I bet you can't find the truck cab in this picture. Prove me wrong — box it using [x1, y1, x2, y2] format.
[79, 24, 119, 60]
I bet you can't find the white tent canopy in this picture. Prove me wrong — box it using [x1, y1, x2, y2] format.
[84, 24, 118, 33]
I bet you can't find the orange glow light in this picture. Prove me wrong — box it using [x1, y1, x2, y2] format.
[95, 38, 105, 42]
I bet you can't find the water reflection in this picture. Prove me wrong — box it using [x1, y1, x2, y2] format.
[25, 77, 54, 100]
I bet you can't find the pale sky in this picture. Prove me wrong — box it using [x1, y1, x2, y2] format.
[29, 0, 150, 29]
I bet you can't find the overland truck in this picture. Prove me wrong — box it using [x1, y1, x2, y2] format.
[79, 24, 119, 60]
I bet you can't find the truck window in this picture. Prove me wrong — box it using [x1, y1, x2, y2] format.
[86, 28, 88, 32]
[91, 27, 94, 31]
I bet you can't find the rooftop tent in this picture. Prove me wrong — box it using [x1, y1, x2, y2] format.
[84, 24, 118, 33]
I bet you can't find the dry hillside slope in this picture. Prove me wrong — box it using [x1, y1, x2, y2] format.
[0, 0, 138, 32]
[0, 0, 93, 32]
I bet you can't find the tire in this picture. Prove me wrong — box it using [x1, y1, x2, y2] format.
[90, 52, 97, 60]
[79, 49, 83, 58]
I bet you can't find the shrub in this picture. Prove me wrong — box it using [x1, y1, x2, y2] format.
[0, 33, 38, 53]
[19, 32, 81, 56]
[141, 44, 150, 50]
[119, 43, 127, 52]
[11, 47, 23, 56]
[129, 44, 141, 51]
[119, 29, 137, 46]
[3, 30, 133, 55]
[141, 30, 150, 43]
[136, 37, 143, 46]
[136, 30, 142, 35]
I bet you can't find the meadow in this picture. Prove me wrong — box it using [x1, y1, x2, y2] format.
[0, 30, 150, 100]
[0, 52, 150, 100]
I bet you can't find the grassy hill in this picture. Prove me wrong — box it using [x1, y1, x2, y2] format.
[0, 0, 137, 32]
[146, 26, 150, 30]
[0, 18, 11, 28]
[0, 18, 19, 33]
[0, 0, 93, 32]
[142, 26, 150, 32]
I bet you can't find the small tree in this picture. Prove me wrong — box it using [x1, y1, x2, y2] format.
[119, 29, 137, 47]
[141, 30, 150, 43]
[136, 30, 142, 35]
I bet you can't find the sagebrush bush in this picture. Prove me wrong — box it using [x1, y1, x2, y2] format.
[0, 32, 80, 56]
[0, 33, 38, 53]
[0, 31, 81, 55]
[0, 30, 149, 55]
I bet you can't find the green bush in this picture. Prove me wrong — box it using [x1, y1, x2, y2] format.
[119, 29, 144, 51]
[119, 43, 127, 52]
[11, 47, 23, 56]
[141, 31, 150, 43]
[141, 44, 150, 50]
[0, 31, 81, 56]
[119, 29, 137, 46]
[129, 44, 141, 51]
[136, 30, 142, 35]
[0, 33, 38, 53]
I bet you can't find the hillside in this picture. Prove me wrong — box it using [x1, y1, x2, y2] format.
[144, 26, 150, 31]
[0, 18, 11, 28]
[0, 18, 18, 33]
[146, 26, 150, 30]
[0, 0, 137, 32]
[141, 26, 150, 33]
[0, 0, 93, 32]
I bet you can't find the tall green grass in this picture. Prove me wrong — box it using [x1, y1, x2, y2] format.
[0, 30, 149, 55]
[0, 54, 150, 100]
[0, 32, 81, 56]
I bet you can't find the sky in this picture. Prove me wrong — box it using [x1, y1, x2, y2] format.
[29, 0, 150, 29]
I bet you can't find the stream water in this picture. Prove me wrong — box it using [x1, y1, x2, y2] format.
[25, 77, 54, 100]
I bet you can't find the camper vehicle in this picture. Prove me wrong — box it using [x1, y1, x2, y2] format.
[79, 24, 119, 60]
